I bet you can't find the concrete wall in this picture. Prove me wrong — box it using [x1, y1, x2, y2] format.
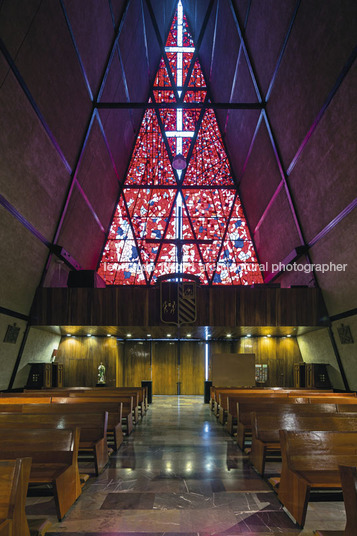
[297, 328, 345, 390]
[0, 313, 27, 390]
[13, 327, 61, 389]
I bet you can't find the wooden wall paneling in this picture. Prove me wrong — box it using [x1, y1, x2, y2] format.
[31, 287, 329, 327]
[209, 288, 237, 326]
[152, 342, 178, 395]
[56, 336, 119, 386]
[180, 342, 205, 395]
[123, 341, 151, 387]
[116, 341, 124, 387]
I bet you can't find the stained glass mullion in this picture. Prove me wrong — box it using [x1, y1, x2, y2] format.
[177, 97, 208, 185]
[180, 193, 210, 284]
[121, 191, 150, 285]
[209, 191, 240, 285]
[147, 189, 180, 285]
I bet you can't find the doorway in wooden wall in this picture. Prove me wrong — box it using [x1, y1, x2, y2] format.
[151, 341, 204, 395]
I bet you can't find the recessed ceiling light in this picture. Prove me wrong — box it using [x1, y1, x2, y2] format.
[187, 334, 191, 338]
[107, 334, 111, 337]
[147, 334, 151, 337]
[167, 334, 171, 338]
[226, 333, 232, 338]
[126, 333, 132, 338]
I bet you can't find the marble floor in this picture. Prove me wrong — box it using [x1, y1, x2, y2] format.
[26, 396, 346, 535]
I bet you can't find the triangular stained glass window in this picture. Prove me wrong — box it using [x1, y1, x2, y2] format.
[97, 1, 263, 286]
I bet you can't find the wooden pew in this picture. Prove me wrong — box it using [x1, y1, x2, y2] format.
[0, 520, 11, 536]
[337, 404, 357, 413]
[213, 388, 282, 419]
[24, 386, 147, 420]
[339, 465, 357, 536]
[0, 397, 52, 405]
[67, 390, 140, 423]
[236, 399, 337, 450]
[52, 396, 133, 436]
[0, 428, 81, 521]
[211, 387, 334, 420]
[15, 390, 136, 432]
[307, 396, 357, 405]
[21, 402, 124, 451]
[68, 387, 148, 417]
[226, 394, 290, 435]
[250, 412, 357, 476]
[0, 458, 31, 536]
[314, 465, 357, 536]
[0, 413, 109, 476]
[277, 430, 357, 527]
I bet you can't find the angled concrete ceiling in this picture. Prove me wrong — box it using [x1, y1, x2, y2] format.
[0, 0, 356, 320]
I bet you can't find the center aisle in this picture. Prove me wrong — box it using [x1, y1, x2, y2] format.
[45, 396, 339, 535]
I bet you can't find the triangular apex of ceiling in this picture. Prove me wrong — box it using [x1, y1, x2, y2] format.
[97, 1, 263, 286]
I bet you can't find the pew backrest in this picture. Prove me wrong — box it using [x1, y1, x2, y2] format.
[0, 457, 31, 536]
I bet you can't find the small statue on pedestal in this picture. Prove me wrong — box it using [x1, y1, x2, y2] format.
[97, 362, 106, 384]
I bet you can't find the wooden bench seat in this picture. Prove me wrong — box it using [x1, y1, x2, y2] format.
[22, 401, 124, 451]
[0, 428, 81, 521]
[52, 396, 133, 436]
[18, 391, 135, 432]
[236, 401, 338, 449]
[277, 430, 357, 527]
[0, 413, 109, 476]
[250, 412, 357, 476]
[24, 386, 146, 422]
[0, 397, 52, 405]
[21, 401, 124, 451]
[224, 390, 336, 435]
[67, 391, 140, 424]
[339, 465, 357, 536]
[0, 457, 31, 536]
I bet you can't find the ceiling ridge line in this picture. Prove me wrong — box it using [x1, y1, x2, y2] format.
[308, 198, 357, 249]
[239, 110, 264, 181]
[208, 0, 219, 83]
[224, 0, 252, 135]
[59, 0, 93, 101]
[228, 6, 306, 248]
[140, 0, 151, 83]
[96, 0, 133, 103]
[265, 0, 301, 102]
[229, 0, 263, 104]
[145, 0, 180, 102]
[0, 37, 72, 175]
[39, 0, 132, 287]
[286, 44, 357, 177]
[0, 193, 51, 249]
